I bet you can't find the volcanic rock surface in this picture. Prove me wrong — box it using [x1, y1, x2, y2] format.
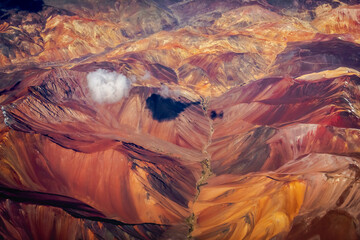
[1, 0, 360, 239]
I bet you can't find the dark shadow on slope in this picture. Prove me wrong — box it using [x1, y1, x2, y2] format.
[146, 94, 198, 122]
[272, 39, 360, 77]
[0, 0, 44, 12]
[0, 187, 169, 239]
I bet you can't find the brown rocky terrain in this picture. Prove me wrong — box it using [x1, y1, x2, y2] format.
[1, 0, 360, 239]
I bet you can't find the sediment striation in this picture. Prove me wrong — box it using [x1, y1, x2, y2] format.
[1, 0, 360, 239]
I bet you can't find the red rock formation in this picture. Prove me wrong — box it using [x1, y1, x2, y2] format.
[0, 0, 360, 239]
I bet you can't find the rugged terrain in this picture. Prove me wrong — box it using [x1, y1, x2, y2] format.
[1, 0, 360, 239]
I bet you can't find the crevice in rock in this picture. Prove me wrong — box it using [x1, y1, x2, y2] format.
[186, 96, 213, 239]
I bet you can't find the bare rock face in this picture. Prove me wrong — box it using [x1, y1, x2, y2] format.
[0, 0, 360, 239]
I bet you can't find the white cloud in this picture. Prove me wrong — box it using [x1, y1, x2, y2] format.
[159, 84, 171, 98]
[159, 85, 180, 98]
[1, 106, 10, 126]
[87, 69, 131, 103]
[141, 70, 151, 80]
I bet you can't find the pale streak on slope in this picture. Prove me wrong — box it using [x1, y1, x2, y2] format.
[296, 67, 360, 81]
